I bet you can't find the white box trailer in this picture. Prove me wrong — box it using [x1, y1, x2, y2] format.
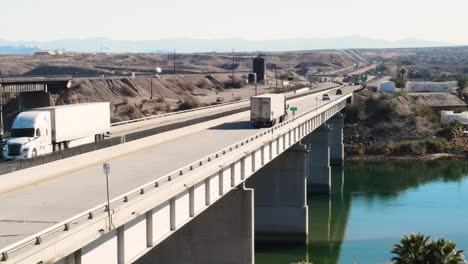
[3, 102, 110, 160]
[43, 103, 110, 145]
[250, 94, 287, 127]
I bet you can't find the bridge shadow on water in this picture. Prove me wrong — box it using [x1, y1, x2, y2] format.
[209, 121, 256, 130]
[256, 160, 468, 264]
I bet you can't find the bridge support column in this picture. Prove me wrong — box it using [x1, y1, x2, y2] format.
[303, 124, 331, 194]
[328, 113, 344, 167]
[246, 142, 309, 244]
[136, 187, 254, 264]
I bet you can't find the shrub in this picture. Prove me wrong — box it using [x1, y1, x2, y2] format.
[179, 80, 195, 92]
[178, 98, 200, 111]
[379, 93, 391, 100]
[374, 122, 395, 136]
[425, 139, 449, 154]
[390, 77, 406, 88]
[392, 141, 425, 156]
[367, 141, 392, 155]
[438, 120, 464, 141]
[345, 103, 364, 123]
[223, 78, 245, 89]
[356, 143, 366, 155]
[365, 97, 396, 122]
[156, 97, 165, 103]
[408, 115, 417, 125]
[413, 105, 439, 123]
[195, 78, 210, 89]
[122, 97, 129, 105]
[393, 91, 409, 99]
[164, 102, 172, 112]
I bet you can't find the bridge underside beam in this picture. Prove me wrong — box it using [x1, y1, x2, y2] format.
[303, 124, 331, 194]
[19, 91, 52, 110]
[135, 187, 254, 264]
[246, 142, 309, 244]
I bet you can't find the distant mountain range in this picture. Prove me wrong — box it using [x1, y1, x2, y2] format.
[0, 36, 458, 54]
[0, 45, 38, 54]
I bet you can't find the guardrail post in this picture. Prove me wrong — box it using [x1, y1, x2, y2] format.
[205, 177, 211, 205]
[218, 170, 224, 196]
[146, 210, 154, 247]
[117, 226, 125, 264]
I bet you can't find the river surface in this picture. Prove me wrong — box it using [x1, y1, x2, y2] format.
[256, 160, 468, 264]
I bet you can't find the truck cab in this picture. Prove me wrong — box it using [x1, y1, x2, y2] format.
[2, 111, 52, 160]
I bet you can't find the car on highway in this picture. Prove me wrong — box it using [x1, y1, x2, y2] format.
[336, 89, 342, 95]
[216, 97, 224, 103]
[322, 94, 330, 101]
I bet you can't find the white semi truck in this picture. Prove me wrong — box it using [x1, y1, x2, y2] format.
[2, 103, 110, 160]
[250, 94, 288, 127]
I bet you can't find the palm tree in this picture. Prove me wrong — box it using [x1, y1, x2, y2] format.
[391, 233, 432, 264]
[427, 238, 466, 264]
[391, 233, 467, 264]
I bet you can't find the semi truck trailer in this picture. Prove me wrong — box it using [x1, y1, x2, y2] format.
[250, 94, 288, 127]
[2, 103, 110, 160]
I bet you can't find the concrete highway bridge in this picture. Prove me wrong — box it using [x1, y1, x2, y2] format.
[0, 84, 356, 264]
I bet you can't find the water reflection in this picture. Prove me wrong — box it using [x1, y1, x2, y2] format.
[256, 160, 468, 264]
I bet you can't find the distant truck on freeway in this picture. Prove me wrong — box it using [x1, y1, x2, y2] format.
[250, 94, 288, 127]
[2, 103, 110, 160]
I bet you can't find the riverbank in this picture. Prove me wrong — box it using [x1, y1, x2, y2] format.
[346, 153, 466, 161]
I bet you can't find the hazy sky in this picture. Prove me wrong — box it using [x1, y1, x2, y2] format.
[1, 0, 468, 44]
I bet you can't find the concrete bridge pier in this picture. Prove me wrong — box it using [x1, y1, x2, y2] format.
[246, 142, 309, 244]
[303, 124, 331, 194]
[328, 113, 344, 167]
[136, 187, 254, 264]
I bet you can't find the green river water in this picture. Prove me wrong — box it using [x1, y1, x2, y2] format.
[256, 160, 468, 264]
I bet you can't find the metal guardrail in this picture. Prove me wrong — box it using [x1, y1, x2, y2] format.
[110, 99, 249, 127]
[0, 85, 349, 262]
[110, 87, 326, 127]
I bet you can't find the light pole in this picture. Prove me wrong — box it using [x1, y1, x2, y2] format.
[151, 67, 162, 100]
[0, 78, 3, 139]
[103, 163, 113, 230]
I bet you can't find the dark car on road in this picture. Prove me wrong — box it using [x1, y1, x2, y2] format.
[336, 89, 342, 95]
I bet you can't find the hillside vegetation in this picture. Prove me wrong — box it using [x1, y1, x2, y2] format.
[344, 90, 467, 157]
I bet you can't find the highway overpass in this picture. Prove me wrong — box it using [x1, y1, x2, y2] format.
[0, 85, 356, 264]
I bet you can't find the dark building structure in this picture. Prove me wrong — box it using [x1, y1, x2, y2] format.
[253, 56, 266, 83]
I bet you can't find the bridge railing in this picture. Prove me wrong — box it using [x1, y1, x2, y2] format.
[0, 85, 350, 262]
[0, 86, 337, 175]
[110, 87, 308, 127]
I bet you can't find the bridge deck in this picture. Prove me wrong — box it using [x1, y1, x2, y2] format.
[0, 85, 354, 249]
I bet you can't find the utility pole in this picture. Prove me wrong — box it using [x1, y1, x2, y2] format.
[0, 78, 3, 139]
[150, 78, 153, 99]
[232, 49, 235, 80]
[282, 75, 285, 93]
[275, 67, 278, 90]
[174, 49, 176, 75]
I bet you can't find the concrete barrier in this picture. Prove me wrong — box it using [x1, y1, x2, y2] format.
[0, 111, 250, 195]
